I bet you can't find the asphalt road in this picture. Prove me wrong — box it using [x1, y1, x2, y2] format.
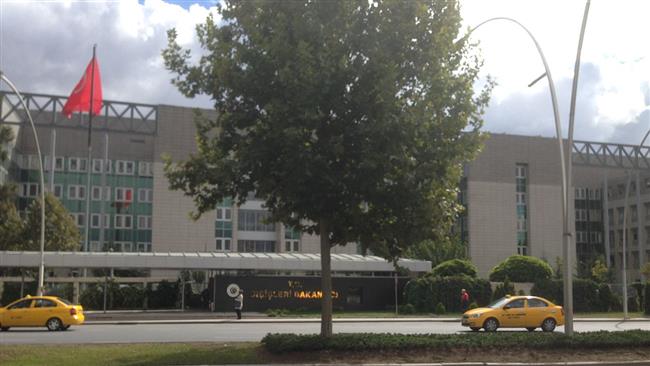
[1, 320, 650, 345]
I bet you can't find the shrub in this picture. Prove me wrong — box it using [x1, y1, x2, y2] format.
[489, 255, 553, 283]
[434, 302, 446, 315]
[431, 259, 477, 278]
[492, 278, 515, 301]
[468, 302, 478, 310]
[404, 275, 491, 313]
[645, 283, 650, 315]
[531, 278, 562, 305]
[262, 330, 650, 354]
[401, 303, 416, 314]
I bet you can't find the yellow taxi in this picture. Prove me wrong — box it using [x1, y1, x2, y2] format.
[461, 295, 564, 332]
[0, 295, 85, 331]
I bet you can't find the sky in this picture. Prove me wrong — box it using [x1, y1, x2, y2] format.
[0, 0, 649, 145]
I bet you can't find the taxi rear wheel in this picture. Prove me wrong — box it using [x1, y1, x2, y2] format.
[541, 318, 556, 332]
[483, 318, 499, 332]
[46, 317, 63, 331]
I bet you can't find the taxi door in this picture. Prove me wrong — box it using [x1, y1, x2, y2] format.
[525, 298, 551, 326]
[4, 299, 34, 326]
[499, 298, 527, 327]
[32, 299, 59, 326]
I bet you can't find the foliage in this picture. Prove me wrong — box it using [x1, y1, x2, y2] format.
[80, 280, 186, 310]
[645, 282, 650, 315]
[0, 124, 14, 163]
[401, 303, 416, 314]
[468, 302, 478, 310]
[591, 258, 612, 283]
[489, 255, 553, 282]
[531, 279, 619, 312]
[0, 184, 23, 251]
[404, 275, 491, 313]
[0, 280, 37, 306]
[431, 259, 477, 278]
[162, 0, 492, 336]
[492, 278, 515, 301]
[262, 330, 650, 353]
[23, 192, 81, 251]
[404, 237, 467, 268]
[434, 302, 446, 315]
[147, 280, 179, 309]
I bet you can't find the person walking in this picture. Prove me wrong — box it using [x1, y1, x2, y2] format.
[234, 290, 244, 319]
[460, 289, 470, 312]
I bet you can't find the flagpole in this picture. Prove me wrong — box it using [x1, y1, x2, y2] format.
[83, 45, 97, 255]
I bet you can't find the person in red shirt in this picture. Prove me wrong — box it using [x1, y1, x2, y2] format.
[460, 288, 470, 312]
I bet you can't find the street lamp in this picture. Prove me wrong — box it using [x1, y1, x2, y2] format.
[465, 0, 591, 335]
[0, 72, 47, 296]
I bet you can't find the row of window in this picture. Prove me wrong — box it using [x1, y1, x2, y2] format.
[575, 188, 601, 200]
[16, 155, 153, 177]
[20, 183, 152, 203]
[214, 239, 301, 253]
[88, 241, 152, 252]
[69, 213, 152, 229]
[575, 231, 602, 243]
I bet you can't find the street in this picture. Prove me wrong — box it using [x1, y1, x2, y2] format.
[1, 320, 649, 345]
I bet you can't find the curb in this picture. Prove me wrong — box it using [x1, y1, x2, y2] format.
[217, 362, 650, 366]
[83, 317, 650, 325]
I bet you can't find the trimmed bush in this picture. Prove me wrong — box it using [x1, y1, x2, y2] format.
[434, 302, 446, 315]
[489, 255, 553, 283]
[645, 283, 650, 315]
[468, 302, 478, 310]
[531, 278, 562, 305]
[531, 279, 621, 312]
[431, 259, 477, 278]
[262, 330, 650, 354]
[401, 303, 416, 314]
[404, 275, 491, 313]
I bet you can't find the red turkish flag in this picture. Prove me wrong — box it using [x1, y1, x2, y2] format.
[62, 56, 103, 118]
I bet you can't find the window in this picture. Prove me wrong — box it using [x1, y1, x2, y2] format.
[34, 299, 57, 308]
[115, 215, 132, 229]
[54, 157, 64, 171]
[68, 157, 87, 172]
[285, 239, 300, 252]
[138, 162, 153, 177]
[575, 188, 586, 200]
[137, 242, 152, 252]
[92, 186, 111, 201]
[216, 238, 232, 251]
[237, 240, 275, 253]
[68, 185, 86, 200]
[216, 207, 232, 221]
[91, 214, 110, 229]
[575, 209, 587, 222]
[527, 298, 548, 308]
[516, 193, 526, 204]
[237, 210, 275, 231]
[21, 183, 40, 197]
[92, 159, 104, 173]
[347, 287, 362, 305]
[506, 299, 525, 309]
[8, 300, 32, 310]
[115, 187, 133, 202]
[53, 184, 63, 198]
[123, 242, 133, 252]
[137, 215, 152, 229]
[137, 188, 153, 203]
[115, 160, 135, 175]
[89, 241, 103, 252]
[70, 213, 85, 227]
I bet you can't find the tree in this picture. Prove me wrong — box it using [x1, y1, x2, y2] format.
[431, 258, 477, 278]
[591, 258, 612, 283]
[405, 237, 467, 268]
[489, 255, 553, 283]
[23, 193, 81, 251]
[162, 0, 491, 337]
[0, 125, 14, 164]
[0, 184, 23, 251]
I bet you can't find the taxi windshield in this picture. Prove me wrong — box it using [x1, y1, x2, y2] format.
[487, 297, 511, 309]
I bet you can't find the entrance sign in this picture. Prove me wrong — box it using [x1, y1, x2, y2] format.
[227, 283, 241, 298]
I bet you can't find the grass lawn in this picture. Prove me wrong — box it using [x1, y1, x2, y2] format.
[0, 343, 262, 366]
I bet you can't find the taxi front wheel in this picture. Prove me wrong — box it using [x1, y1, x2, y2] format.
[46, 317, 63, 331]
[483, 318, 499, 332]
[541, 318, 556, 332]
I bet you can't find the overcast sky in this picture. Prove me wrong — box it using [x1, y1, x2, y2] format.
[1, 0, 648, 144]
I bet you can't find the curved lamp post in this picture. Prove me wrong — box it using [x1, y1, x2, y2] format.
[465, 1, 591, 334]
[0, 72, 47, 296]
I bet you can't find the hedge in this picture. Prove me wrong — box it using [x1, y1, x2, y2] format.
[262, 330, 650, 353]
[645, 282, 650, 315]
[489, 255, 553, 282]
[404, 275, 491, 313]
[431, 259, 477, 278]
[531, 279, 621, 312]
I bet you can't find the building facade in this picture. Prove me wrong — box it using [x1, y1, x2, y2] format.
[3, 91, 647, 282]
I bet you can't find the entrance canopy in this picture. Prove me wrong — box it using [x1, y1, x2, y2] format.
[0, 251, 431, 273]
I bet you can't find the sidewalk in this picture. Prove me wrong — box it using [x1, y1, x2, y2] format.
[83, 310, 650, 325]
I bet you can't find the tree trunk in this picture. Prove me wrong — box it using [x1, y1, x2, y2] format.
[319, 219, 333, 337]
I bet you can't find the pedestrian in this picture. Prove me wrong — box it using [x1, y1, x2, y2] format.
[460, 288, 470, 312]
[234, 290, 244, 319]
